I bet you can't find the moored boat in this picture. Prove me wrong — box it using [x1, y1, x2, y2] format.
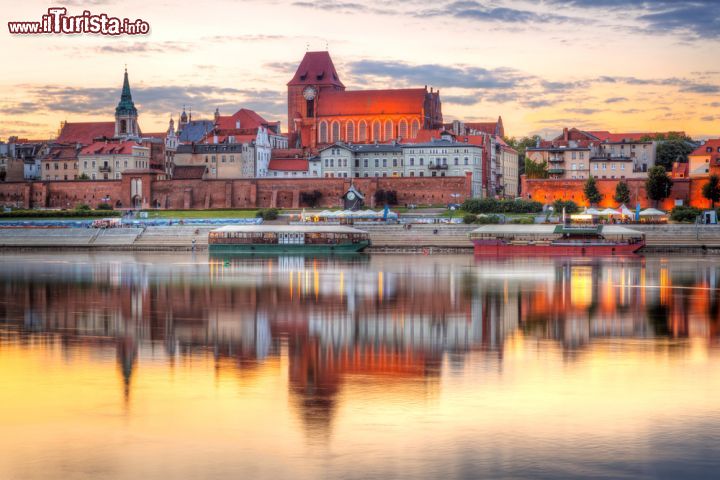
[469, 224, 645, 256]
[208, 225, 370, 253]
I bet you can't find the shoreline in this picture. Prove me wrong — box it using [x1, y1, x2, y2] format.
[2, 245, 720, 255]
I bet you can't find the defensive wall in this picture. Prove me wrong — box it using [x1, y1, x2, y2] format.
[521, 176, 713, 210]
[0, 172, 473, 209]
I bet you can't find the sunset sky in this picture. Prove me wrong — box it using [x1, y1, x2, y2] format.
[1, 0, 719, 140]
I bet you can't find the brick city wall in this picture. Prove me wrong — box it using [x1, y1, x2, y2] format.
[0, 174, 472, 209]
[521, 176, 712, 210]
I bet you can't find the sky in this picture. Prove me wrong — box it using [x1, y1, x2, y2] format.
[1, 0, 719, 140]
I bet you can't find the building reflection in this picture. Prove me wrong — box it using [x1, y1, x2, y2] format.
[1, 254, 719, 434]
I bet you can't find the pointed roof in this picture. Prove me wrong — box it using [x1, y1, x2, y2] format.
[288, 51, 344, 88]
[215, 108, 269, 131]
[57, 121, 115, 145]
[115, 68, 138, 117]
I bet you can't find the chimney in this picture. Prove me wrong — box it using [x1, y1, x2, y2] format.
[563, 128, 569, 141]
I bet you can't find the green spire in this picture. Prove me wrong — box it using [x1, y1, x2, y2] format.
[115, 67, 138, 117]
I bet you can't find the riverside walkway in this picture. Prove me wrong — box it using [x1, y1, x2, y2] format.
[1, 224, 720, 252]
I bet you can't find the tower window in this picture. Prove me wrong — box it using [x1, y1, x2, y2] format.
[306, 99, 314, 118]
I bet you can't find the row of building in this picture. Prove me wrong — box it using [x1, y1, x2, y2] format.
[0, 51, 522, 200]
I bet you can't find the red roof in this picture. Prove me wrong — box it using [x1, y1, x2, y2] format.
[317, 89, 426, 116]
[288, 51, 344, 88]
[79, 140, 142, 156]
[173, 165, 206, 179]
[268, 159, 308, 171]
[671, 162, 689, 178]
[215, 108, 269, 131]
[690, 139, 720, 165]
[464, 117, 503, 137]
[43, 144, 79, 161]
[465, 122, 496, 134]
[57, 122, 115, 145]
[271, 148, 304, 159]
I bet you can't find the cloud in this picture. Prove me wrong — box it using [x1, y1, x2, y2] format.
[443, 94, 481, 105]
[680, 83, 720, 94]
[605, 97, 628, 103]
[565, 108, 600, 115]
[0, 84, 287, 122]
[621, 108, 641, 114]
[701, 115, 719, 122]
[92, 41, 193, 54]
[547, 0, 720, 39]
[292, 0, 380, 14]
[346, 60, 526, 89]
[422, 1, 577, 24]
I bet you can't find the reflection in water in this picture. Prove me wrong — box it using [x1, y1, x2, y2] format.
[1, 253, 720, 479]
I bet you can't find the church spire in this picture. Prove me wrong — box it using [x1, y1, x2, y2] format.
[116, 68, 138, 117]
[115, 67, 139, 139]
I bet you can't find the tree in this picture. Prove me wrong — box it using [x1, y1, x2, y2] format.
[524, 157, 549, 179]
[584, 176, 602, 205]
[702, 174, 720, 208]
[655, 140, 695, 170]
[614, 180, 631, 204]
[504, 135, 542, 178]
[78, 173, 89, 180]
[645, 166, 673, 207]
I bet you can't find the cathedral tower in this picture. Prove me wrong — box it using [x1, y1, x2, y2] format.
[287, 51, 344, 148]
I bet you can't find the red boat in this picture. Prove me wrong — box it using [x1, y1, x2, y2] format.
[469, 224, 645, 256]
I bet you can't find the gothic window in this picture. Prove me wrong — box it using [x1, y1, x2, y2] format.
[358, 121, 367, 142]
[411, 119, 420, 138]
[306, 99, 314, 118]
[346, 122, 355, 142]
[372, 120, 381, 141]
[319, 121, 328, 143]
[384, 120, 393, 140]
[331, 121, 340, 142]
[398, 119, 408, 139]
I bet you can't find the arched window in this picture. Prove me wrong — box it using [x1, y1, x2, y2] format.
[384, 120, 393, 140]
[346, 121, 355, 143]
[398, 119, 408, 139]
[372, 120, 381, 142]
[358, 121, 367, 142]
[331, 121, 340, 142]
[319, 121, 328, 143]
[410, 119, 420, 138]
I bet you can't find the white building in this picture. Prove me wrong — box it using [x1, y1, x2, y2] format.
[78, 140, 150, 180]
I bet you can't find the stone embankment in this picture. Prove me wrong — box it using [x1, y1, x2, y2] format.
[1, 223, 719, 253]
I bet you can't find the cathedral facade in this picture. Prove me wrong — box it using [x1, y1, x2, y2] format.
[287, 51, 443, 149]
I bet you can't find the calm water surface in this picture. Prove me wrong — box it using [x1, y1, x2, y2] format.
[1, 252, 720, 479]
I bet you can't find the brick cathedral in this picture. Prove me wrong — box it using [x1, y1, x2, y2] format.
[287, 51, 443, 149]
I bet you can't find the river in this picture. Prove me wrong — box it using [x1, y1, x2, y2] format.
[1, 252, 719, 479]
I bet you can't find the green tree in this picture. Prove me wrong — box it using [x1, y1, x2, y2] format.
[614, 180, 631, 204]
[645, 166, 673, 207]
[504, 135, 542, 177]
[584, 176, 602, 205]
[524, 157, 549, 179]
[78, 173, 89, 180]
[655, 140, 695, 170]
[702, 174, 720, 208]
